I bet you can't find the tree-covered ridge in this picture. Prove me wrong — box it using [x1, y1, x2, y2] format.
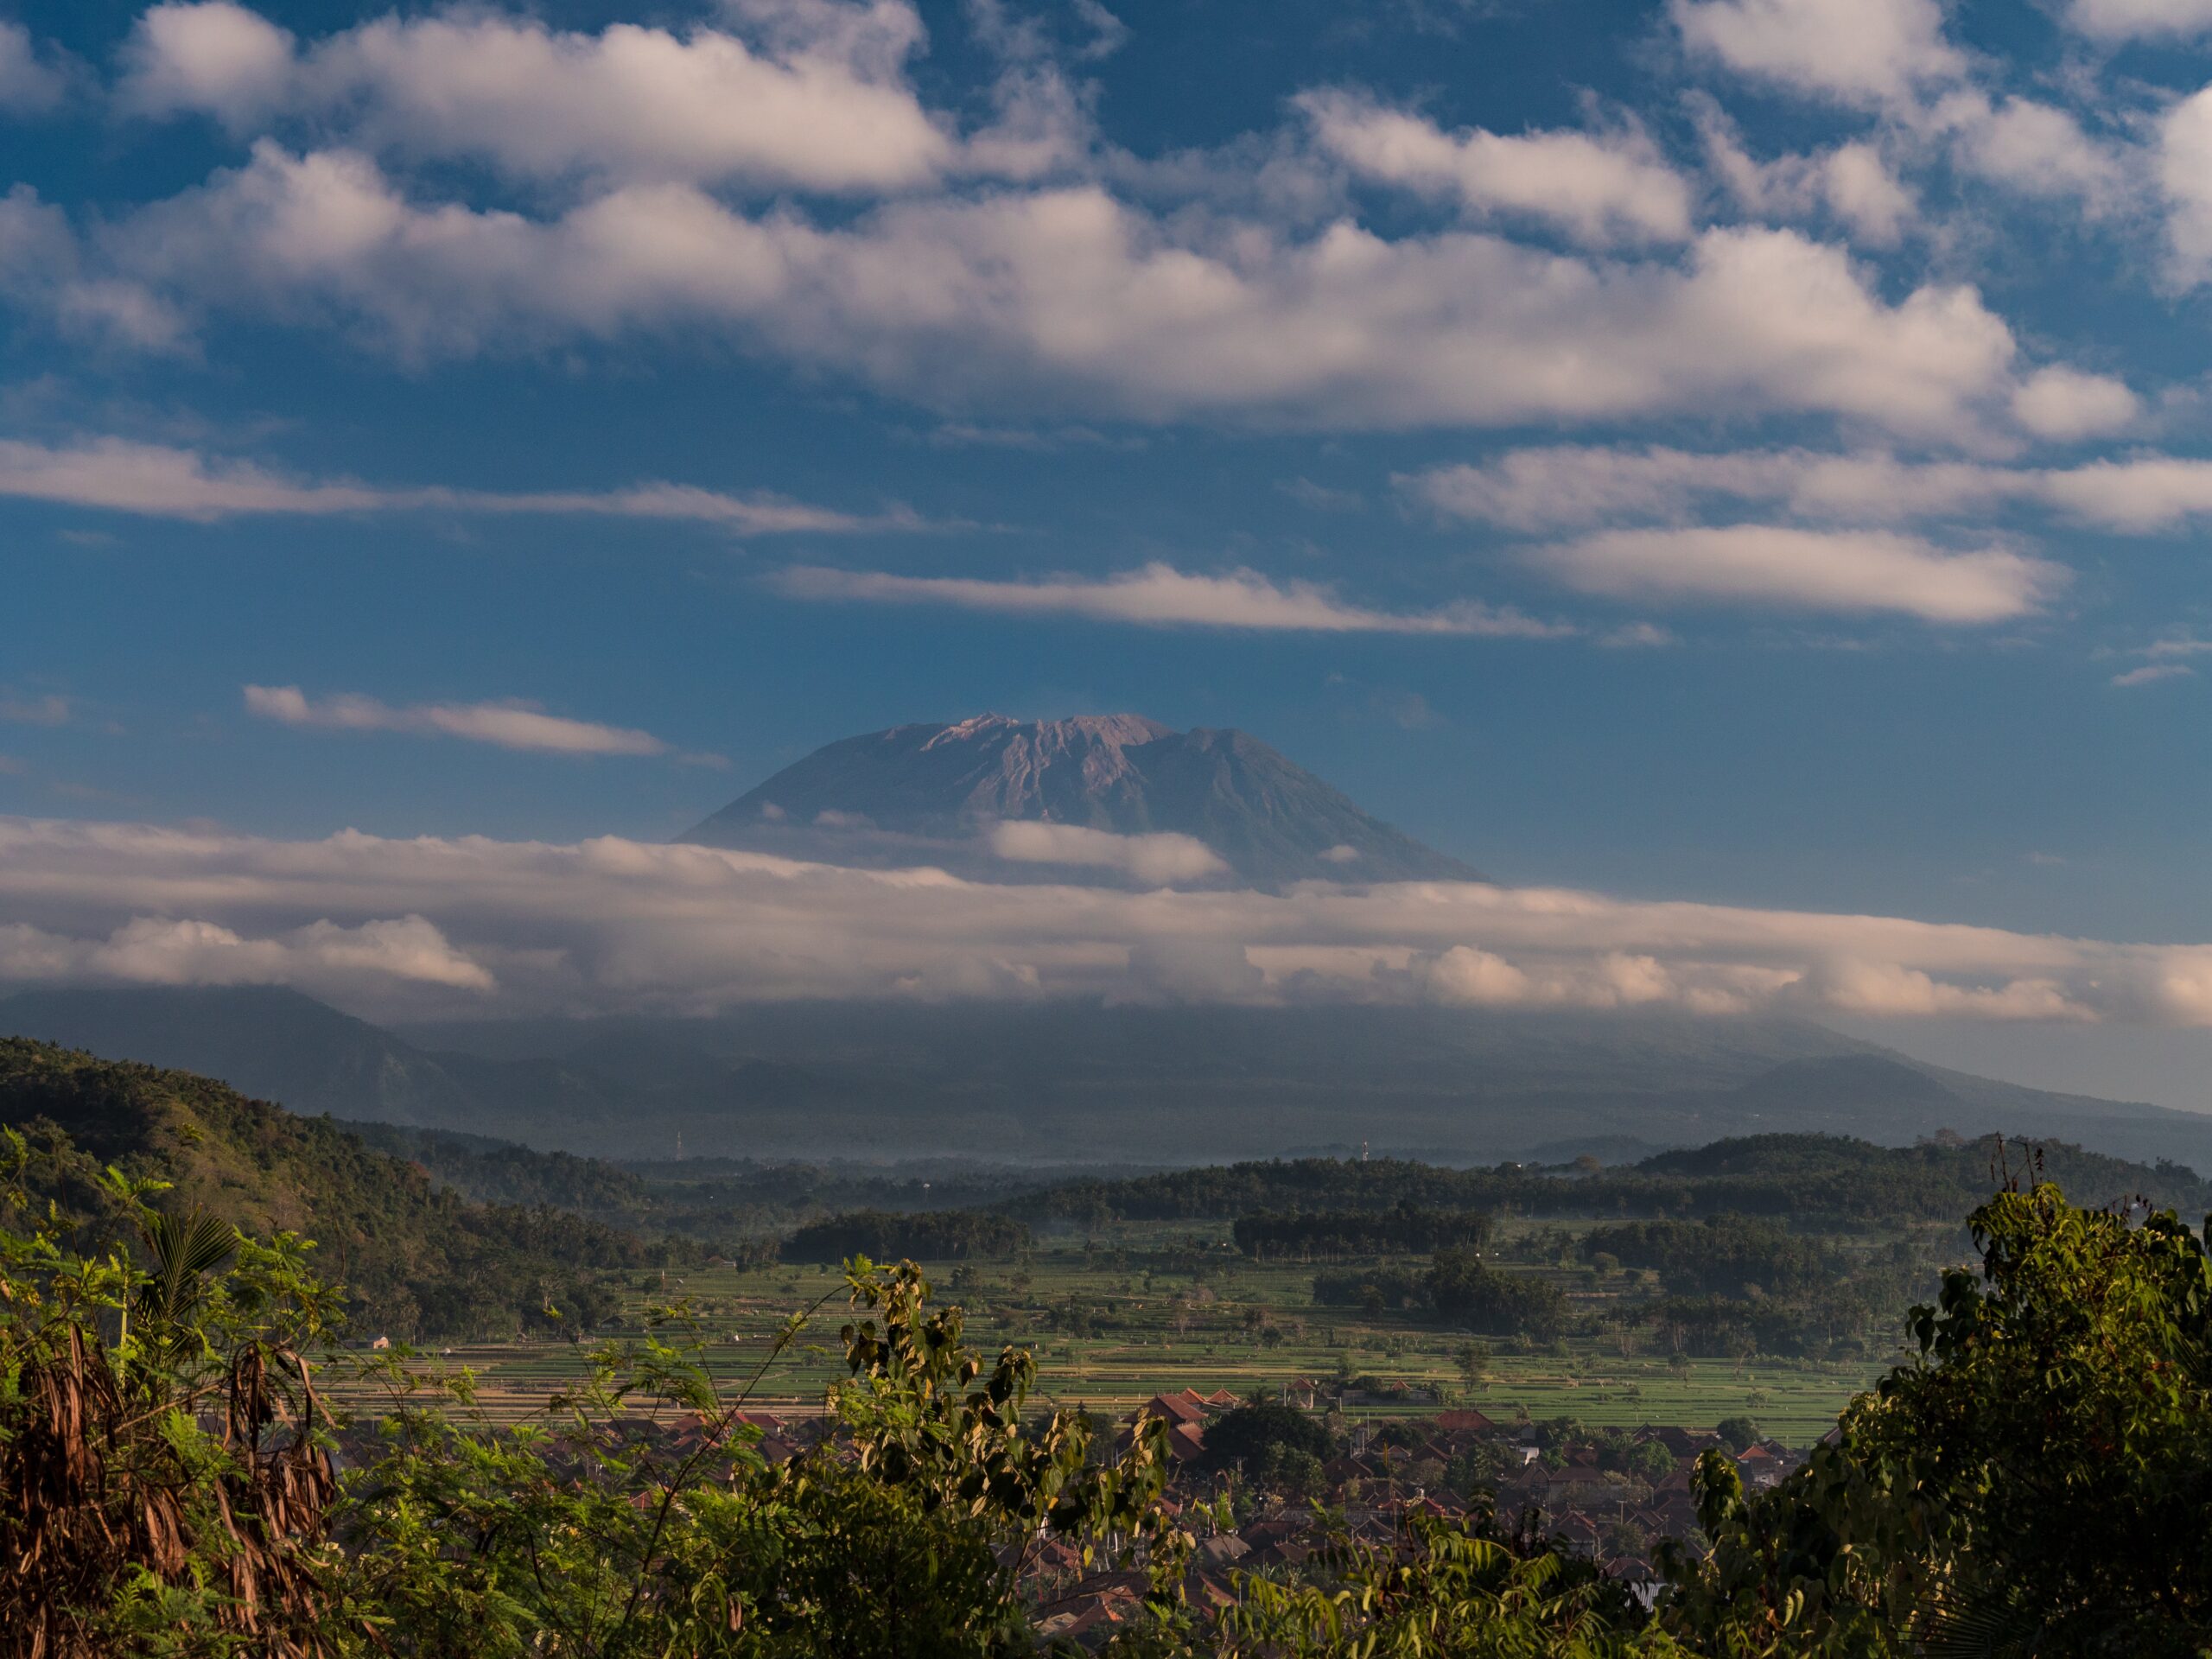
[338, 1117, 657, 1222]
[0, 1039, 660, 1339]
[1232, 1205, 1494, 1259]
[1582, 1216, 1838, 1299]
[781, 1207, 1032, 1263]
[1013, 1131, 2212, 1227]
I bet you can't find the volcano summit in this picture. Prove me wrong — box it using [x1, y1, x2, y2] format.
[683, 715, 1479, 887]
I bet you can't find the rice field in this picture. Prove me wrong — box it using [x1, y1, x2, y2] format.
[318, 1216, 1912, 1443]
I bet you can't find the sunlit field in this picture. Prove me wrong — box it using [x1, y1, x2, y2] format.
[321, 1216, 1916, 1442]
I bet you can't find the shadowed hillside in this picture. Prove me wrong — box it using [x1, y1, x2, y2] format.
[0, 1039, 658, 1339]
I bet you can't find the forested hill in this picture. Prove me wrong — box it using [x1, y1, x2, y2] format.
[336, 1117, 655, 1223]
[0, 1039, 659, 1339]
[1008, 1132, 2212, 1228]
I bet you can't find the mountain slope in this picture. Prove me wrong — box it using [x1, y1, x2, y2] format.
[683, 714, 1480, 886]
[0, 1037, 653, 1338]
[0, 984, 478, 1127]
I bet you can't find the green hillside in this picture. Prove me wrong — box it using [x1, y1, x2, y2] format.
[0, 1038, 659, 1340]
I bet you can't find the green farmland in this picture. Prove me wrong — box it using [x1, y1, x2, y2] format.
[321, 1216, 1911, 1442]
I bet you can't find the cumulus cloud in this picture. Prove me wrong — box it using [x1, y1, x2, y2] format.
[5, 817, 2212, 1025]
[1816, 144, 1916, 245]
[0, 912, 493, 1005]
[2067, 0, 2212, 38]
[1690, 99, 1916, 246]
[1671, 0, 1964, 108]
[1936, 94, 2132, 213]
[118, 2, 950, 192]
[1300, 91, 1694, 245]
[0, 435, 911, 531]
[773, 563, 1573, 636]
[82, 140, 2021, 435]
[2009, 367, 2140, 440]
[118, 3, 294, 124]
[1797, 957, 2082, 1020]
[988, 821, 1229, 885]
[0, 22, 69, 114]
[1526, 525, 2065, 623]
[0, 187, 186, 353]
[1408, 444, 2212, 534]
[2112, 663, 2193, 686]
[1672, 0, 2142, 223]
[243, 685, 671, 756]
[2159, 87, 2212, 287]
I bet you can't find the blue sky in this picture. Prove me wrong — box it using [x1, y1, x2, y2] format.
[10, 0, 2212, 1103]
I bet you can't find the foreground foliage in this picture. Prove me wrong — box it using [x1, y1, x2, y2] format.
[5, 1111, 2212, 1656]
[1662, 1166, 2212, 1656]
[0, 1130, 345, 1656]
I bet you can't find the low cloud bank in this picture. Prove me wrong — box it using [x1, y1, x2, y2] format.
[2, 817, 2209, 1028]
[988, 821, 1228, 883]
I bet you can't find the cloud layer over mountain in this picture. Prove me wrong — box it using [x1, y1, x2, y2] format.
[3, 817, 2209, 1029]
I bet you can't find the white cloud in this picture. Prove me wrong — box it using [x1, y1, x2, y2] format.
[1798, 957, 2082, 1020]
[1671, 0, 1964, 107]
[0, 188, 186, 353]
[242, 685, 671, 756]
[1527, 525, 2065, 623]
[2137, 632, 2212, 658]
[1690, 99, 1916, 246]
[1300, 91, 1694, 245]
[1937, 95, 2129, 211]
[5, 817, 2212, 1025]
[1696, 66, 2125, 219]
[2067, 0, 2212, 39]
[2112, 663, 2194, 685]
[2009, 367, 2139, 441]
[2040, 456, 2212, 529]
[0, 913, 493, 1001]
[118, 2, 295, 124]
[0, 22, 69, 114]
[1817, 143, 1917, 245]
[95, 143, 2020, 435]
[956, 0, 1100, 181]
[1422, 944, 1531, 1006]
[772, 562, 1572, 635]
[988, 821, 1229, 885]
[0, 435, 907, 531]
[1408, 445, 2212, 534]
[2160, 87, 2212, 287]
[119, 2, 950, 192]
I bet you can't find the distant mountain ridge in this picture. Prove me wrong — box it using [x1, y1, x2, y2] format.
[6, 985, 2209, 1173]
[682, 714, 1481, 886]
